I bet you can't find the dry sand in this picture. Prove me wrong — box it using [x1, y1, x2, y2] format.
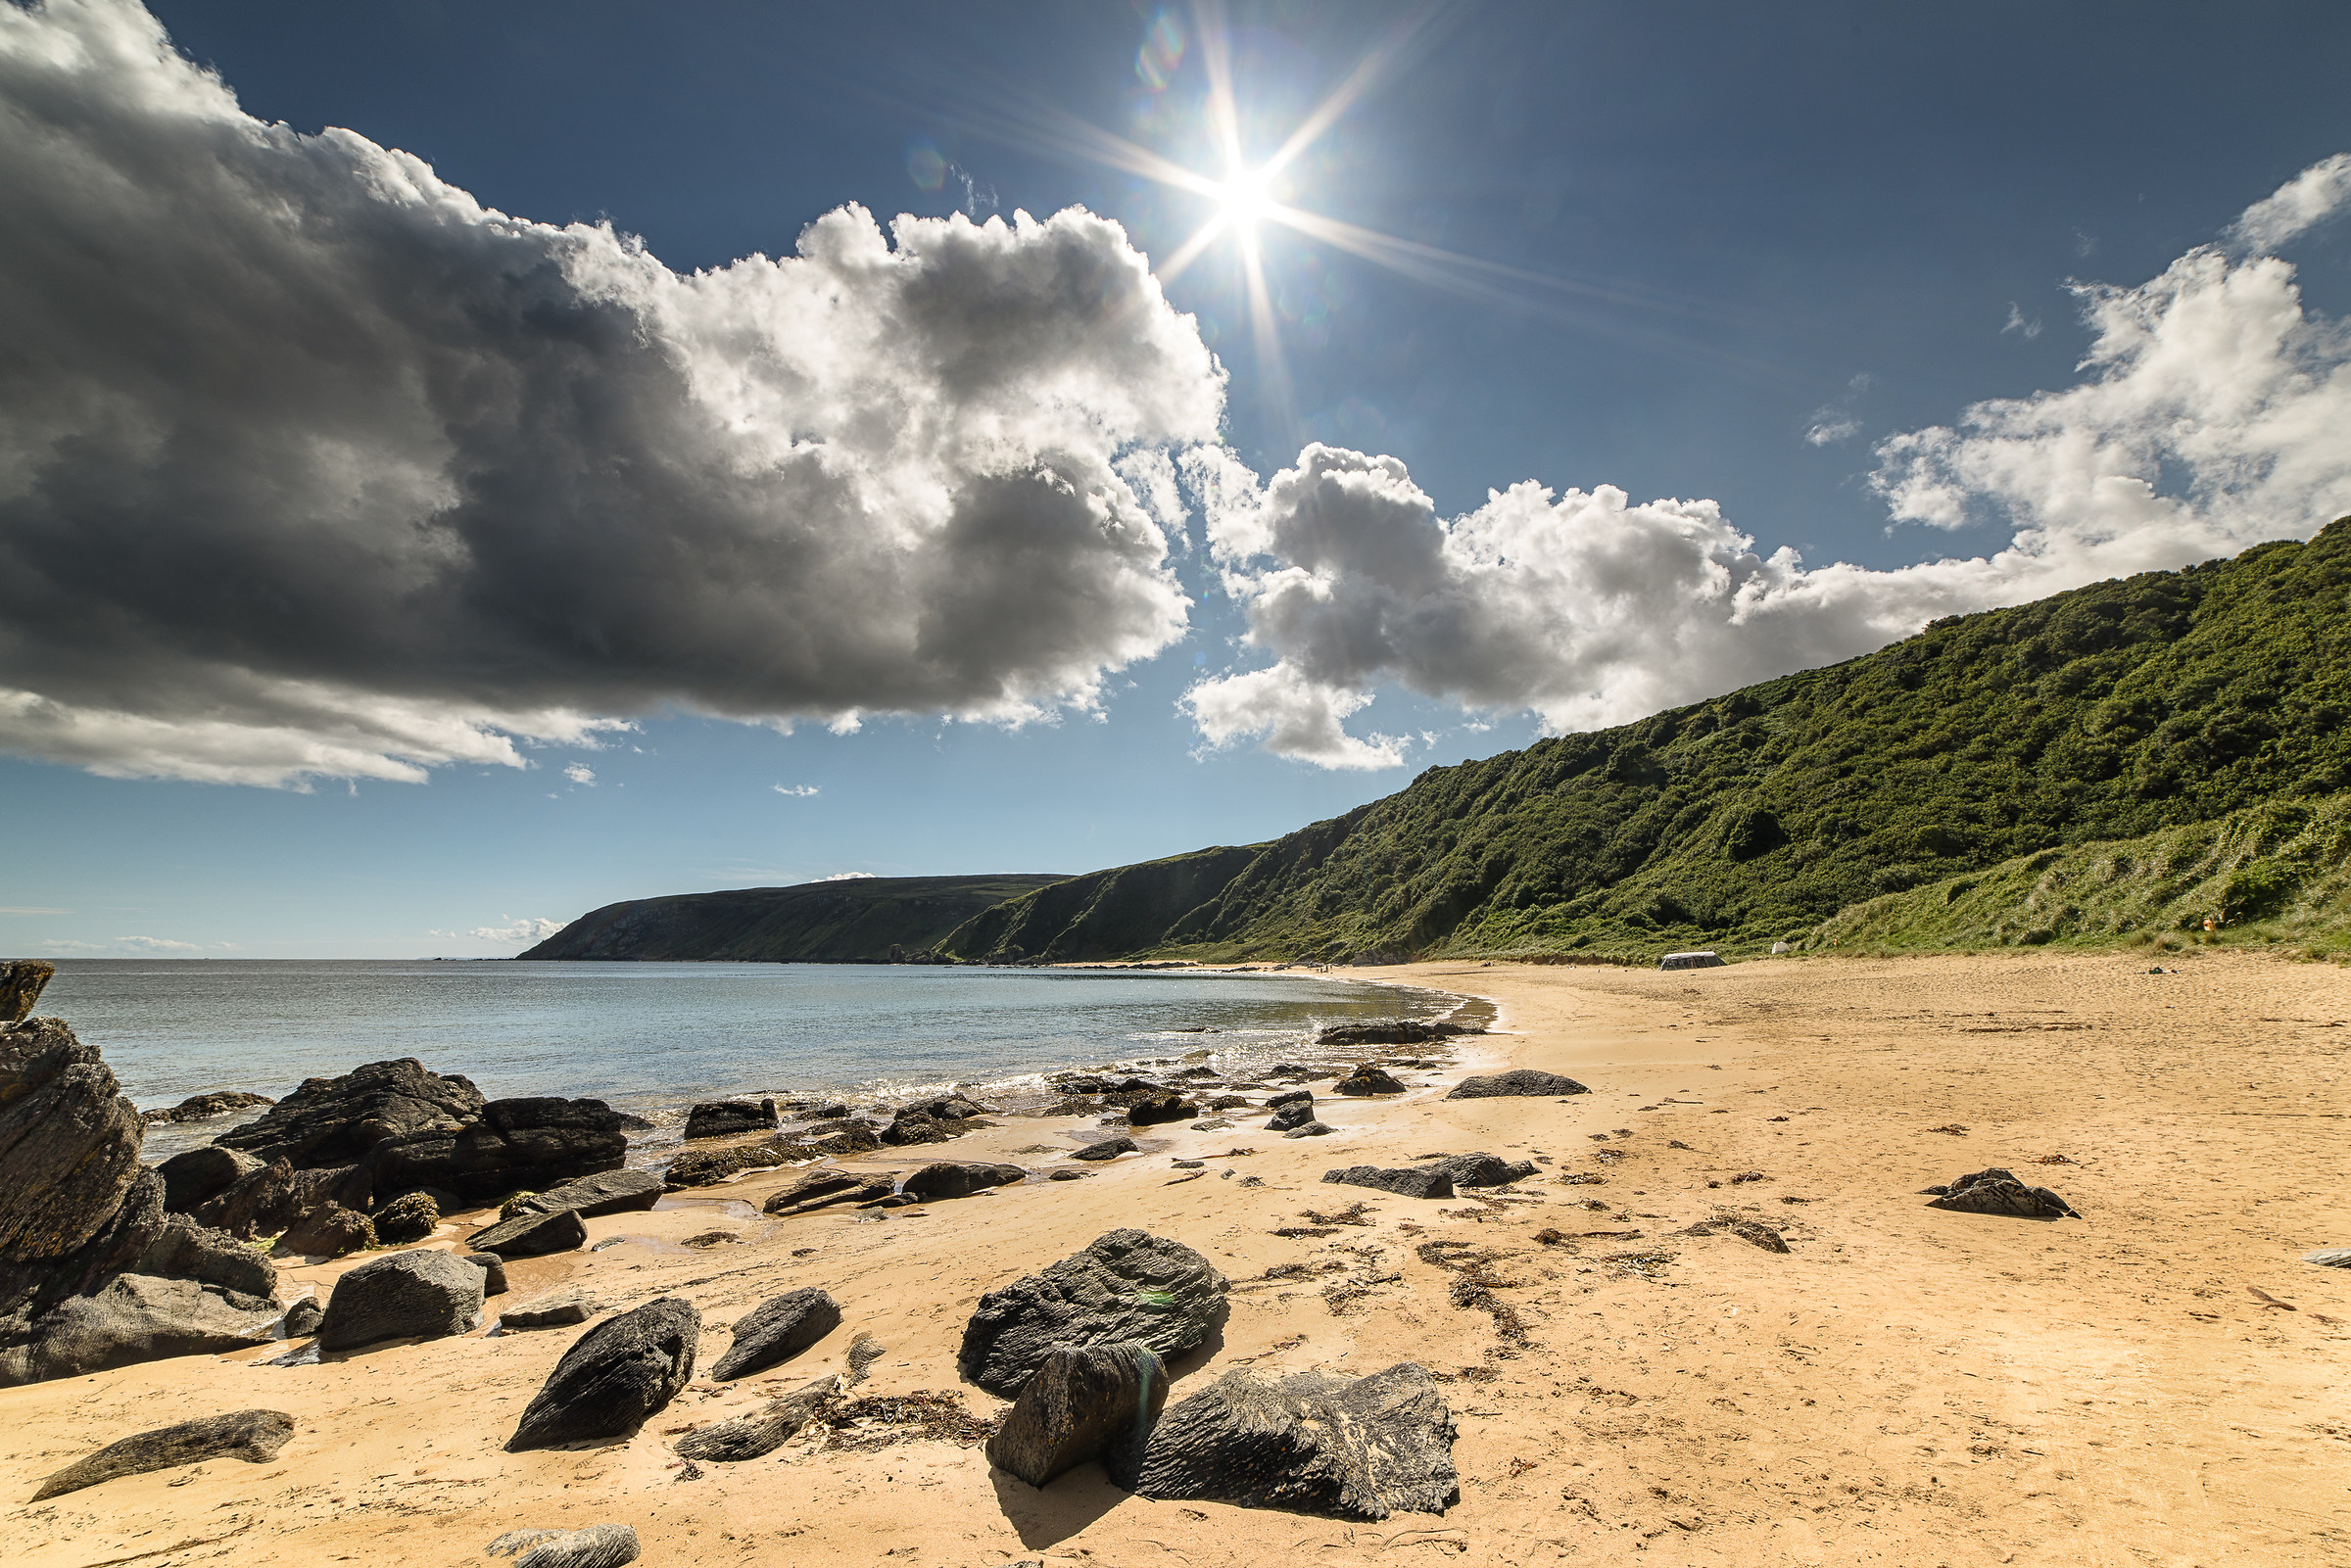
[5, 950, 2347, 1566]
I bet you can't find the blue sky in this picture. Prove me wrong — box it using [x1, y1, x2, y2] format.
[4, 0, 2348, 956]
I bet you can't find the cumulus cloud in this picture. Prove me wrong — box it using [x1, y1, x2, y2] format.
[815, 871, 876, 881]
[116, 934, 200, 951]
[773, 783, 820, 797]
[563, 763, 596, 785]
[1188, 155, 2351, 764]
[2227, 152, 2351, 251]
[0, 0, 1223, 786]
[435, 917, 564, 945]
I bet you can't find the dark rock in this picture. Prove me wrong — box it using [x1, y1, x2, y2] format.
[682, 1099, 778, 1140]
[709, 1287, 840, 1380]
[511, 1168, 663, 1220]
[282, 1298, 322, 1337]
[1105, 1361, 1457, 1519]
[315, 1250, 485, 1350]
[902, 1163, 1028, 1201]
[501, 1287, 606, 1329]
[278, 1201, 376, 1258]
[1127, 1093, 1200, 1126]
[0, 960, 54, 1025]
[1445, 1069, 1590, 1100]
[986, 1341, 1169, 1488]
[1265, 1088, 1315, 1109]
[135, 1214, 276, 1298]
[663, 1143, 787, 1188]
[611, 1111, 655, 1131]
[1206, 1095, 1251, 1111]
[141, 1090, 274, 1125]
[0, 1273, 275, 1385]
[155, 1146, 264, 1215]
[1926, 1167, 2080, 1219]
[216, 1058, 482, 1168]
[1315, 1020, 1475, 1048]
[880, 1111, 956, 1147]
[353, 1096, 627, 1206]
[1419, 1153, 1537, 1189]
[191, 1158, 307, 1239]
[1331, 1063, 1408, 1096]
[0, 1167, 166, 1349]
[507, 1298, 699, 1450]
[372, 1190, 441, 1245]
[674, 1375, 839, 1461]
[761, 1169, 892, 1215]
[1321, 1165, 1455, 1199]
[958, 1228, 1227, 1399]
[0, 1016, 147, 1265]
[1265, 1099, 1317, 1132]
[485, 1523, 642, 1568]
[460, 1252, 508, 1295]
[1683, 1217, 1790, 1253]
[1049, 1169, 1086, 1181]
[904, 1094, 993, 1120]
[1070, 1136, 1137, 1162]
[31, 1408, 294, 1500]
[804, 1103, 850, 1120]
[1282, 1121, 1335, 1138]
[465, 1207, 588, 1259]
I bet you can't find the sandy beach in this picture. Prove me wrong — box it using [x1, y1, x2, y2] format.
[6, 950, 2346, 1567]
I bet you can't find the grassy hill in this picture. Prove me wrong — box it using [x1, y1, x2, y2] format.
[943, 519, 2351, 964]
[520, 875, 1072, 963]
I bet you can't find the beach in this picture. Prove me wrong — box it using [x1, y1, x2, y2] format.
[7, 950, 2346, 1566]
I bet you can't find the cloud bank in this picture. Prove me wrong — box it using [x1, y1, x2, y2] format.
[1187, 155, 2351, 767]
[0, 0, 1223, 785]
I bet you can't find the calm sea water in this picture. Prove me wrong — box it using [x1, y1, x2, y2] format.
[36, 960, 1476, 1161]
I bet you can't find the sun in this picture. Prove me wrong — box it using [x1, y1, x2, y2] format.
[1216, 166, 1273, 233]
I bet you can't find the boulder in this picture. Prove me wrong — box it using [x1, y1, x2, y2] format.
[511, 1168, 664, 1219]
[135, 1214, 277, 1298]
[501, 1287, 606, 1329]
[1321, 1165, 1455, 1199]
[709, 1286, 840, 1380]
[1105, 1361, 1457, 1519]
[1265, 1099, 1317, 1132]
[142, 1090, 274, 1125]
[466, 1207, 588, 1259]
[803, 1102, 851, 1120]
[1282, 1121, 1336, 1138]
[315, 1250, 485, 1351]
[156, 1146, 264, 1214]
[279, 1201, 376, 1258]
[1331, 1063, 1407, 1096]
[662, 1143, 788, 1188]
[506, 1298, 699, 1450]
[958, 1228, 1227, 1399]
[371, 1190, 440, 1244]
[1444, 1069, 1590, 1100]
[1315, 1020, 1474, 1048]
[902, 1163, 1028, 1202]
[761, 1169, 890, 1216]
[1265, 1088, 1315, 1108]
[1419, 1153, 1537, 1189]
[0, 1017, 148, 1265]
[1925, 1168, 2080, 1219]
[30, 1408, 294, 1501]
[0, 960, 54, 1024]
[0, 1273, 276, 1386]
[282, 1297, 323, 1337]
[682, 1099, 778, 1140]
[485, 1523, 642, 1568]
[1206, 1095, 1251, 1111]
[674, 1375, 838, 1462]
[1127, 1094, 1200, 1126]
[352, 1096, 627, 1206]
[986, 1341, 1168, 1488]
[1070, 1136, 1137, 1162]
[461, 1252, 508, 1295]
[191, 1157, 307, 1239]
[216, 1058, 483, 1167]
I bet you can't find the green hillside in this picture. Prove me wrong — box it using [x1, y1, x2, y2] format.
[943, 520, 2351, 964]
[520, 875, 1072, 962]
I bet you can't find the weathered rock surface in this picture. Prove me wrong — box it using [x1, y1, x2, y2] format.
[216, 1058, 482, 1167]
[1322, 1165, 1455, 1199]
[1128, 1093, 1200, 1126]
[1105, 1361, 1457, 1519]
[1, 1273, 276, 1385]
[1683, 1217, 1791, 1253]
[674, 1376, 839, 1461]
[507, 1298, 699, 1450]
[1265, 1098, 1318, 1132]
[986, 1341, 1168, 1488]
[902, 1162, 1028, 1201]
[760, 1169, 893, 1216]
[0, 961, 54, 1024]
[1331, 1064, 1408, 1096]
[958, 1228, 1227, 1399]
[486, 1523, 642, 1568]
[142, 1090, 274, 1125]
[30, 1408, 294, 1500]
[315, 1250, 485, 1351]
[682, 1099, 778, 1140]
[511, 1168, 663, 1219]
[466, 1206, 589, 1259]
[2307, 1248, 2351, 1268]
[1265, 1088, 1314, 1108]
[0, 1017, 147, 1266]
[1282, 1121, 1336, 1138]
[501, 1287, 606, 1329]
[190, 1157, 309, 1239]
[282, 1297, 323, 1337]
[1926, 1167, 2080, 1219]
[371, 1190, 440, 1244]
[155, 1145, 264, 1214]
[135, 1214, 276, 1298]
[662, 1142, 788, 1188]
[1070, 1136, 1137, 1162]
[1315, 1020, 1475, 1048]
[1445, 1069, 1590, 1100]
[354, 1097, 626, 1207]
[709, 1287, 840, 1379]
[461, 1251, 508, 1295]
[278, 1200, 376, 1258]
[1418, 1153, 1537, 1189]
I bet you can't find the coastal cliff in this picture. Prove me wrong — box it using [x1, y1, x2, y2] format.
[519, 874, 1072, 963]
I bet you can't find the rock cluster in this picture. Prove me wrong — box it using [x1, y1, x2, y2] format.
[682, 1099, 778, 1140]
[1315, 1019, 1478, 1047]
[1330, 1063, 1407, 1096]
[881, 1094, 993, 1147]
[1417, 1152, 1537, 1188]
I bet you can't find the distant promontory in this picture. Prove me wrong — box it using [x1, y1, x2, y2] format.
[517, 875, 1071, 963]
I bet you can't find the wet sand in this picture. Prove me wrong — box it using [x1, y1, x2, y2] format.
[5, 950, 2346, 1566]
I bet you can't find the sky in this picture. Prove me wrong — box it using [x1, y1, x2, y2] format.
[3, 0, 2348, 957]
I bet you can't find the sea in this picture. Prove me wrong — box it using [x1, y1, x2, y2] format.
[35, 960, 1484, 1163]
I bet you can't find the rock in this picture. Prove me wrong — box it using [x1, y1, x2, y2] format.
[1445, 1069, 1590, 1100]
[134, 1214, 277, 1297]
[675, 1375, 839, 1461]
[958, 1228, 1227, 1399]
[1314, 1020, 1475, 1048]
[1331, 1063, 1407, 1096]
[1683, 1217, 1790, 1253]
[682, 1099, 778, 1140]
[1070, 1136, 1137, 1162]
[663, 1143, 787, 1188]
[190, 1157, 307, 1240]
[804, 1102, 851, 1120]
[1419, 1153, 1537, 1188]
[216, 1058, 483, 1167]
[511, 1169, 664, 1219]
[1206, 1095, 1250, 1111]
[1265, 1099, 1317, 1132]
[507, 1298, 699, 1450]
[486, 1523, 642, 1568]
[2306, 1248, 2351, 1268]
[461, 1252, 508, 1295]
[0, 1273, 276, 1386]
[501, 1287, 607, 1330]
[351, 1096, 627, 1206]
[315, 1250, 485, 1351]
[141, 1090, 274, 1125]
[761, 1169, 892, 1215]
[1049, 1169, 1085, 1181]
[155, 1146, 264, 1214]
[0, 960, 54, 1024]
[278, 1201, 377, 1258]
[371, 1190, 441, 1244]
[902, 1163, 1028, 1202]
[1265, 1088, 1314, 1108]
[1282, 1122, 1335, 1138]
[0, 1016, 148, 1266]
[709, 1287, 841, 1379]
[30, 1408, 294, 1500]
[986, 1341, 1169, 1488]
[283, 1297, 323, 1337]
[1128, 1093, 1201, 1126]
[465, 1207, 588, 1259]
[1657, 950, 1724, 971]
[1926, 1167, 2080, 1219]
[1105, 1361, 1457, 1519]
[1321, 1165, 1455, 1199]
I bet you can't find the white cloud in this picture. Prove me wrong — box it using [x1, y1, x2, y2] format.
[0, 0, 1223, 787]
[773, 783, 820, 797]
[2002, 302, 2043, 339]
[117, 935, 200, 951]
[431, 916, 565, 945]
[814, 871, 877, 881]
[563, 763, 596, 785]
[0, 906, 71, 916]
[1186, 154, 2351, 765]
[2227, 152, 2351, 252]
[1803, 417, 1859, 447]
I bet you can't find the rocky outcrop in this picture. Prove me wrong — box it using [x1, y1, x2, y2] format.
[674, 1375, 839, 1461]
[1105, 1361, 1457, 1519]
[1, 1273, 276, 1385]
[958, 1229, 1226, 1399]
[986, 1341, 1168, 1488]
[142, 1091, 273, 1125]
[507, 1298, 699, 1450]
[509, 1168, 663, 1220]
[352, 1097, 627, 1207]
[0, 1017, 149, 1266]
[682, 1100, 778, 1140]
[902, 1163, 1028, 1202]
[315, 1250, 485, 1351]
[216, 1058, 482, 1167]
[1315, 1020, 1475, 1048]
[0, 961, 53, 1024]
[1925, 1168, 2080, 1219]
[1127, 1093, 1199, 1126]
[465, 1207, 588, 1259]
[278, 1201, 376, 1258]
[1331, 1064, 1407, 1096]
[372, 1190, 440, 1244]
[761, 1170, 895, 1216]
[30, 1408, 294, 1500]
[1321, 1165, 1455, 1199]
[1444, 1069, 1590, 1099]
[1070, 1136, 1137, 1162]
[1418, 1153, 1537, 1189]
[486, 1523, 643, 1568]
[710, 1287, 840, 1380]
[663, 1142, 789, 1189]
[190, 1157, 318, 1239]
[134, 1214, 276, 1298]
[155, 1146, 263, 1214]
[1265, 1097, 1317, 1132]
[879, 1094, 992, 1147]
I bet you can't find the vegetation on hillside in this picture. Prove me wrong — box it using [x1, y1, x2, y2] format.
[944, 520, 2351, 964]
[521, 875, 1071, 963]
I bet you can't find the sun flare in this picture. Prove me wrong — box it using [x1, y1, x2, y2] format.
[1216, 167, 1273, 232]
